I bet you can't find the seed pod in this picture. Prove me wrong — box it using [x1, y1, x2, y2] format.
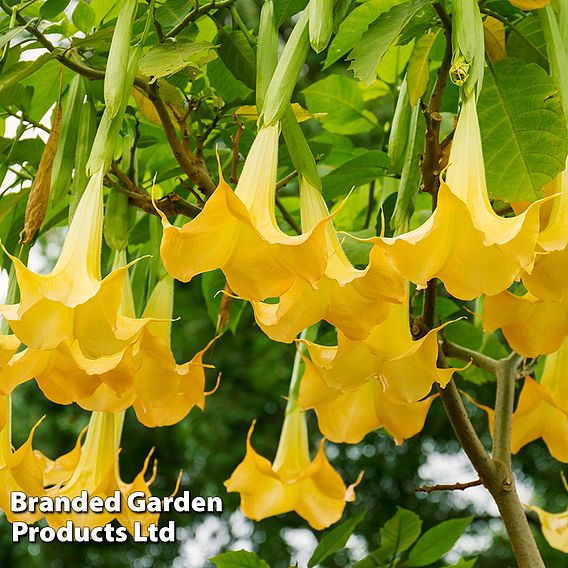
[105, 0, 137, 119]
[20, 102, 63, 244]
[104, 187, 129, 251]
[388, 76, 411, 175]
[69, 97, 97, 221]
[50, 74, 85, 202]
[309, 0, 333, 54]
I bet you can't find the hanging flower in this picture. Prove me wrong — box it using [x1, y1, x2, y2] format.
[252, 178, 405, 342]
[0, 398, 46, 524]
[44, 410, 158, 533]
[159, 123, 330, 302]
[5, 275, 215, 426]
[0, 169, 148, 358]
[522, 164, 568, 303]
[224, 407, 359, 530]
[483, 291, 568, 357]
[375, 95, 545, 300]
[528, 485, 568, 554]
[299, 360, 435, 444]
[510, 338, 568, 462]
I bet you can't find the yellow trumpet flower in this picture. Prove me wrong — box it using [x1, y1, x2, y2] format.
[6, 274, 214, 427]
[376, 95, 544, 300]
[159, 123, 329, 301]
[300, 302, 458, 406]
[299, 360, 435, 444]
[45, 410, 157, 533]
[509, 0, 552, 10]
[224, 407, 359, 530]
[528, 480, 568, 554]
[483, 291, 568, 357]
[523, 165, 568, 303]
[0, 397, 46, 523]
[252, 178, 405, 342]
[510, 338, 568, 462]
[0, 169, 147, 357]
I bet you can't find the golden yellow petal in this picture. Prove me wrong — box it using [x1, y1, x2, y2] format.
[527, 506, 568, 553]
[483, 292, 568, 357]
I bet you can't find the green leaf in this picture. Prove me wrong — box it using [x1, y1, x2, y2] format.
[139, 41, 215, 80]
[0, 26, 25, 50]
[0, 53, 57, 96]
[207, 57, 252, 102]
[380, 507, 422, 557]
[324, 0, 404, 69]
[322, 151, 390, 198]
[302, 75, 378, 135]
[348, 0, 432, 85]
[407, 32, 436, 107]
[308, 510, 367, 567]
[40, 0, 71, 20]
[407, 516, 473, 566]
[478, 58, 568, 202]
[506, 15, 547, 68]
[72, 0, 96, 33]
[217, 30, 256, 89]
[211, 550, 271, 568]
[274, 0, 308, 27]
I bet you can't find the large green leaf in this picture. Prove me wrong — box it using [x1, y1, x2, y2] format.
[0, 53, 57, 96]
[139, 41, 215, 80]
[308, 510, 367, 567]
[211, 550, 271, 568]
[348, 0, 432, 84]
[406, 32, 436, 106]
[207, 57, 252, 102]
[302, 74, 378, 135]
[407, 516, 473, 566]
[478, 58, 568, 202]
[274, 0, 308, 26]
[217, 30, 256, 89]
[0, 26, 25, 50]
[322, 151, 390, 198]
[324, 0, 404, 69]
[506, 15, 547, 68]
[380, 507, 422, 556]
[40, 0, 71, 19]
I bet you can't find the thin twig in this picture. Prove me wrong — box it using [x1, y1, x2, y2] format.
[276, 197, 301, 234]
[276, 170, 299, 191]
[230, 117, 245, 185]
[416, 479, 482, 493]
[443, 341, 500, 374]
[165, 0, 236, 38]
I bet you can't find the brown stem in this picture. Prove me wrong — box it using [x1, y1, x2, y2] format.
[443, 341, 499, 374]
[276, 197, 301, 235]
[146, 82, 215, 197]
[108, 165, 201, 219]
[416, 479, 482, 493]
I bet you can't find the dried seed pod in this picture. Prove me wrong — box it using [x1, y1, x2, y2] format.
[20, 103, 63, 244]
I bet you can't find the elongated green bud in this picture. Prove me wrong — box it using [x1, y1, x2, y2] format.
[392, 102, 424, 235]
[388, 76, 411, 174]
[104, 188, 130, 251]
[51, 74, 85, 202]
[281, 104, 321, 190]
[256, 0, 278, 114]
[309, 0, 333, 53]
[540, 6, 568, 118]
[69, 97, 97, 221]
[262, 9, 309, 126]
[105, 0, 137, 119]
[88, 45, 142, 175]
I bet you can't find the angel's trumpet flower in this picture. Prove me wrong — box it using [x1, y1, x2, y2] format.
[510, 338, 568, 462]
[376, 95, 544, 300]
[224, 406, 359, 530]
[523, 164, 568, 303]
[483, 291, 568, 357]
[252, 178, 405, 342]
[6, 272, 215, 426]
[0, 396, 46, 524]
[528, 477, 568, 554]
[159, 123, 329, 301]
[45, 410, 157, 534]
[0, 169, 147, 358]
